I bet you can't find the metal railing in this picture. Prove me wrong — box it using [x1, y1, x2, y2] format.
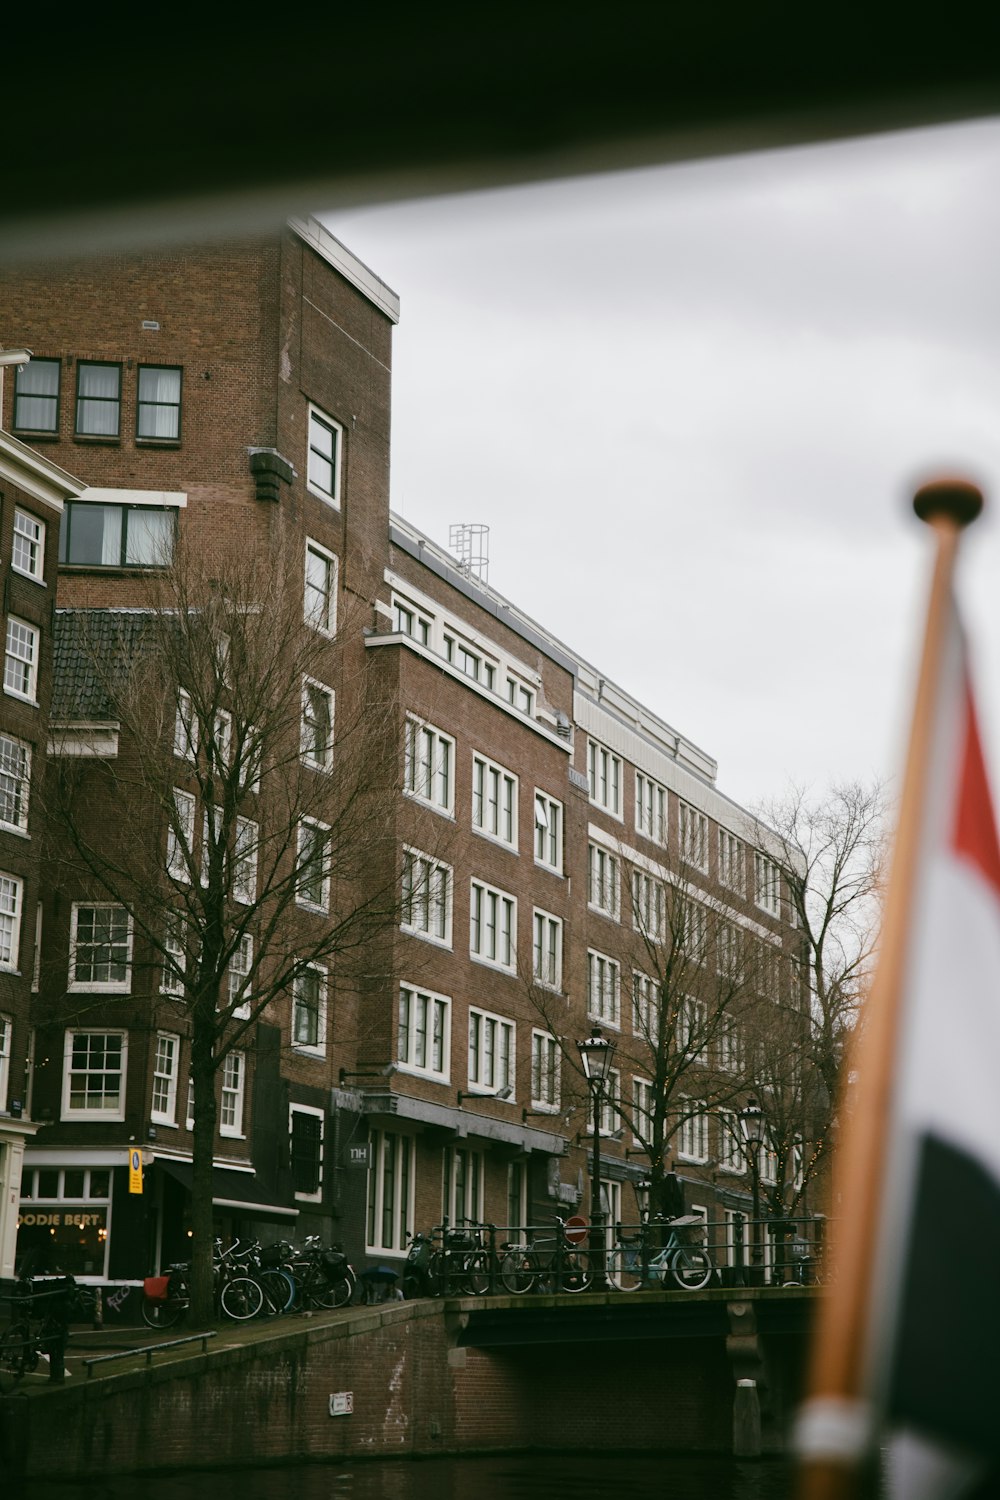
[83, 1330, 216, 1376]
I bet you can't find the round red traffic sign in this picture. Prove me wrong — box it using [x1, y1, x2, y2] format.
[564, 1215, 589, 1244]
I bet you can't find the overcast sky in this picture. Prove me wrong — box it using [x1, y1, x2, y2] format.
[323, 116, 1000, 813]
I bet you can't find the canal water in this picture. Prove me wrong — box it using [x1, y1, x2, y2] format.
[32, 1452, 796, 1499]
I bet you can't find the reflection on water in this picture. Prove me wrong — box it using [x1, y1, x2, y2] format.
[33, 1452, 794, 1500]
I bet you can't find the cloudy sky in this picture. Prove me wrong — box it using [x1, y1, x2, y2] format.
[323, 116, 1000, 813]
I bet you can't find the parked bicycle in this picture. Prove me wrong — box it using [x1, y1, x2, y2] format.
[607, 1214, 715, 1291]
[499, 1215, 592, 1294]
[0, 1276, 75, 1383]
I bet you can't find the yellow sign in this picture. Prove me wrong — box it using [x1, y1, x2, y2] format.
[128, 1148, 143, 1195]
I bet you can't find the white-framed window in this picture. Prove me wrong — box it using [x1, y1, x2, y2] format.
[393, 594, 433, 645]
[598, 1070, 621, 1135]
[678, 1101, 708, 1163]
[161, 913, 187, 997]
[467, 1007, 515, 1095]
[508, 1159, 528, 1234]
[306, 404, 343, 505]
[304, 538, 338, 635]
[718, 1109, 745, 1174]
[167, 788, 195, 882]
[137, 364, 182, 440]
[587, 949, 620, 1028]
[633, 1077, 653, 1143]
[0, 1013, 11, 1110]
[758, 1135, 779, 1187]
[233, 817, 258, 905]
[755, 938, 780, 997]
[403, 717, 454, 814]
[719, 829, 744, 893]
[532, 908, 563, 991]
[174, 690, 198, 760]
[13, 358, 60, 433]
[469, 879, 516, 972]
[507, 676, 534, 715]
[290, 1103, 324, 1198]
[301, 678, 334, 771]
[681, 898, 707, 961]
[534, 791, 562, 873]
[401, 848, 452, 947]
[296, 818, 330, 911]
[755, 851, 781, 916]
[717, 920, 743, 980]
[717, 1015, 744, 1073]
[62, 1030, 127, 1120]
[631, 869, 666, 942]
[679, 803, 709, 870]
[201, 805, 221, 888]
[472, 753, 518, 848]
[587, 739, 622, 817]
[724, 1208, 751, 1269]
[292, 963, 327, 1053]
[588, 844, 619, 919]
[0, 875, 22, 970]
[632, 971, 660, 1040]
[635, 772, 666, 842]
[679, 997, 708, 1063]
[31, 904, 41, 991]
[367, 1128, 414, 1254]
[397, 983, 450, 1080]
[4, 616, 39, 702]
[0, 734, 30, 834]
[443, 1144, 485, 1225]
[443, 632, 496, 690]
[12, 509, 45, 582]
[220, 1051, 246, 1137]
[228, 932, 253, 1018]
[151, 1032, 180, 1125]
[210, 708, 233, 772]
[69, 903, 131, 990]
[530, 1030, 560, 1110]
[59, 501, 175, 567]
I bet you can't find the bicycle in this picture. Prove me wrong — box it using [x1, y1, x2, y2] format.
[0, 1276, 75, 1383]
[499, 1216, 592, 1294]
[283, 1235, 356, 1310]
[607, 1215, 715, 1291]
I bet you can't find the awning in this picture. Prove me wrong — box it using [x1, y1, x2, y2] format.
[154, 1158, 298, 1220]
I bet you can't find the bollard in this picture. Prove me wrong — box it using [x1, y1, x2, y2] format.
[733, 1377, 762, 1458]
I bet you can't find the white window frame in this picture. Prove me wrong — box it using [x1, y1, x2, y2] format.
[718, 1109, 745, 1174]
[631, 869, 666, 943]
[469, 879, 517, 973]
[397, 983, 450, 1081]
[306, 404, 343, 506]
[220, 1051, 246, 1138]
[403, 716, 454, 816]
[755, 851, 782, 916]
[530, 1029, 560, 1111]
[12, 508, 45, 582]
[443, 1144, 486, 1225]
[534, 790, 563, 874]
[632, 970, 660, 1040]
[233, 816, 258, 905]
[532, 908, 563, 991]
[681, 898, 708, 961]
[587, 948, 621, 1028]
[679, 802, 709, 871]
[0, 1013, 11, 1111]
[588, 844, 620, 919]
[304, 538, 338, 636]
[472, 752, 518, 849]
[444, 632, 497, 690]
[161, 913, 186, 997]
[719, 829, 744, 894]
[68, 903, 132, 991]
[292, 962, 328, 1055]
[679, 996, 708, 1064]
[507, 676, 534, 716]
[718, 1015, 744, 1073]
[301, 677, 334, 772]
[467, 1007, 515, 1096]
[401, 847, 453, 948]
[635, 771, 666, 843]
[366, 1128, 414, 1255]
[598, 1069, 621, 1136]
[151, 1032, 180, 1126]
[393, 593, 433, 645]
[0, 733, 30, 835]
[289, 1102, 325, 1200]
[4, 616, 39, 703]
[62, 1030, 128, 1121]
[296, 817, 330, 912]
[167, 788, 195, 882]
[633, 1077, 653, 1144]
[174, 690, 198, 761]
[228, 931, 253, 1019]
[678, 1101, 709, 1164]
[0, 875, 23, 971]
[587, 739, 622, 817]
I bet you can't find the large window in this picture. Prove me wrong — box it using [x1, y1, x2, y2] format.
[633, 1078, 653, 1143]
[75, 362, 121, 437]
[588, 844, 619, 919]
[13, 358, 60, 433]
[367, 1128, 413, 1254]
[755, 852, 782, 915]
[534, 791, 562, 873]
[220, 1052, 246, 1138]
[167, 788, 195, 882]
[531, 1030, 560, 1110]
[397, 983, 450, 1080]
[719, 829, 744, 893]
[69, 904, 131, 990]
[304, 539, 338, 634]
[631, 870, 666, 942]
[4, 617, 39, 702]
[468, 1008, 515, 1095]
[472, 753, 517, 848]
[401, 848, 452, 946]
[598, 1071, 621, 1135]
[0, 734, 30, 833]
[151, 1032, 180, 1125]
[532, 909, 562, 991]
[292, 964, 327, 1054]
[679, 997, 708, 1063]
[233, 817, 258, 905]
[301, 678, 334, 771]
[59, 502, 175, 567]
[587, 739, 622, 816]
[12, 509, 45, 582]
[469, 879, 516, 972]
[307, 406, 343, 504]
[0, 1013, 10, 1111]
[635, 772, 666, 842]
[587, 949, 620, 1027]
[679, 803, 709, 870]
[718, 1109, 745, 1174]
[404, 717, 454, 814]
[677, 1102, 709, 1163]
[393, 594, 433, 645]
[289, 1104, 324, 1198]
[226, 931, 253, 1018]
[137, 366, 182, 440]
[0, 876, 22, 970]
[632, 971, 660, 1040]
[443, 632, 496, 689]
[62, 1031, 127, 1119]
[443, 1145, 485, 1225]
[296, 819, 330, 911]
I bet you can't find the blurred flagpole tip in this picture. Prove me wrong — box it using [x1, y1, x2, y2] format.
[913, 477, 984, 529]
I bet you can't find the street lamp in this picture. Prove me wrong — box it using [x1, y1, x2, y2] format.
[739, 1098, 765, 1282]
[577, 1026, 617, 1290]
[635, 1176, 652, 1224]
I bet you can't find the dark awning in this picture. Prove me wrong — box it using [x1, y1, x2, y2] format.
[154, 1158, 298, 1220]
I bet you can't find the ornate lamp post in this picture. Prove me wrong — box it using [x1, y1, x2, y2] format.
[577, 1026, 617, 1291]
[739, 1098, 765, 1283]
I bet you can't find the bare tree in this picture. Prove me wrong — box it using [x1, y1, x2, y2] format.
[43, 537, 405, 1320]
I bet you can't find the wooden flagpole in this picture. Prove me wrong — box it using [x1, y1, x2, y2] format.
[796, 478, 983, 1500]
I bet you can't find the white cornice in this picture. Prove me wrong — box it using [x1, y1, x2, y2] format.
[0, 430, 85, 512]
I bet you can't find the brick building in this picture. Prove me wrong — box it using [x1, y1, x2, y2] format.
[0, 219, 816, 1291]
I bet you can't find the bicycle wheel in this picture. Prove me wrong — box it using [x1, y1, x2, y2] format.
[258, 1268, 295, 1314]
[606, 1247, 643, 1291]
[220, 1275, 265, 1320]
[559, 1251, 592, 1293]
[500, 1248, 537, 1295]
[141, 1295, 185, 1330]
[463, 1251, 491, 1296]
[671, 1248, 714, 1290]
[0, 1321, 32, 1378]
[310, 1272, 354, 1310]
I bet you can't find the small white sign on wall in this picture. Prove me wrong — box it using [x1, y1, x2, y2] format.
[329, 1392, 354, 1417]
